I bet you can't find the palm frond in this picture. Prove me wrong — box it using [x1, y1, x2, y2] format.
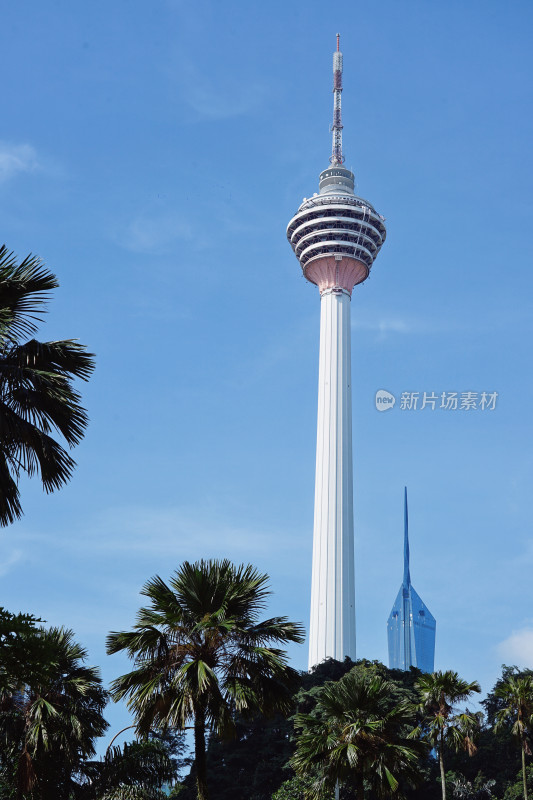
[0, 246, 58, 343]
[0, 249, 94, 525]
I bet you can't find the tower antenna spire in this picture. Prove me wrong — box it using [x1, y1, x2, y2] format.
[403, 487, 411, 589]
[330, 33, 345, 165]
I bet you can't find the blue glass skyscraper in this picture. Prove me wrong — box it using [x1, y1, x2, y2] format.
[387, 489, 436, 672]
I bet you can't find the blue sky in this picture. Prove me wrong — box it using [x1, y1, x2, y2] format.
[1, 0, 533, 749]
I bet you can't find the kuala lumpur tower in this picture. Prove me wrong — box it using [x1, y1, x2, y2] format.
[287, 35, 386, 669]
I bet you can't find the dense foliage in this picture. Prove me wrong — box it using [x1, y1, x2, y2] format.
[0, 578, 532, 800]
[0, 614, 108, 799]
[292, 671, 425, 800]
[177, 658, 425, 800]
[0, 609, 185, 799]
[176, 659, 533, 800]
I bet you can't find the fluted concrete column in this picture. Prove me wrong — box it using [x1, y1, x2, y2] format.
[308, 287, 356, 669]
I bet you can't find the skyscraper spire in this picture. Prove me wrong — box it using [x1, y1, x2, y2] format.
[403, 487, 410, 589]
[387, 489, 436, 672]
[330, 33, 344, 165]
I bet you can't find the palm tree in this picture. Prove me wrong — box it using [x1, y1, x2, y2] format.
[410, 670, 481, 800]
[0, 245, 95, 526]
[106, 559, 305, 800]
[291, 671, 424, 800]
[0, 626, 108, 799]
[78, 738, 178, 799]
[494, 674, 533, 800]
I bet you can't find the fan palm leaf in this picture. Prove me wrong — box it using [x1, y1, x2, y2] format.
[0, 246, 94, 525]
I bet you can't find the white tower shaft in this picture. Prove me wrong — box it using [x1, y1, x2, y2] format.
[308, 288, 356, 669]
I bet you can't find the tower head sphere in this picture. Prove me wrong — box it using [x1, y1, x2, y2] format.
[287, 35, 386, 296]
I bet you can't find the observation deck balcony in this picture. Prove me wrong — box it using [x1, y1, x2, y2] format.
[287, 192, 386, 280]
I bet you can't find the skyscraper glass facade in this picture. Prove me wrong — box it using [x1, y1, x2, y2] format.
[387, 489, 436, 673]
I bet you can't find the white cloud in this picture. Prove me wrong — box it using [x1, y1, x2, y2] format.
[185, 80, 263, 120]
[88, 505, 279, 557]
[352, 317, 412, 335]
[171, 54, 268, 121]
[0, 547, 23, 576]
[16, 504, 304, 564]
[0, 143, 40, 182]
[351, 313, 468, 340]
[509, 539, 533, 566]
[497, 629, 533, 667]
[116, 210, 194, 253]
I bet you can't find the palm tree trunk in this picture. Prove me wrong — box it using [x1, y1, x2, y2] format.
[355, 775, 364, 800]
[439, 731, 446, 800]
[194, 709, 208, 800]
[522, 742, 528, 800]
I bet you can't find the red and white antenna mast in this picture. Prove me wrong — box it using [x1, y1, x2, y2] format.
[330, 33, 344, 165]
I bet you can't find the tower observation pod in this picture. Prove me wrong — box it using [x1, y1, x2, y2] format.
[287, 35, 386, 670]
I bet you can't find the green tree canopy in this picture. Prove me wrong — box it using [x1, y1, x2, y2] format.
[0, 624, 108, 800]
[292, 670, 425, 800]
